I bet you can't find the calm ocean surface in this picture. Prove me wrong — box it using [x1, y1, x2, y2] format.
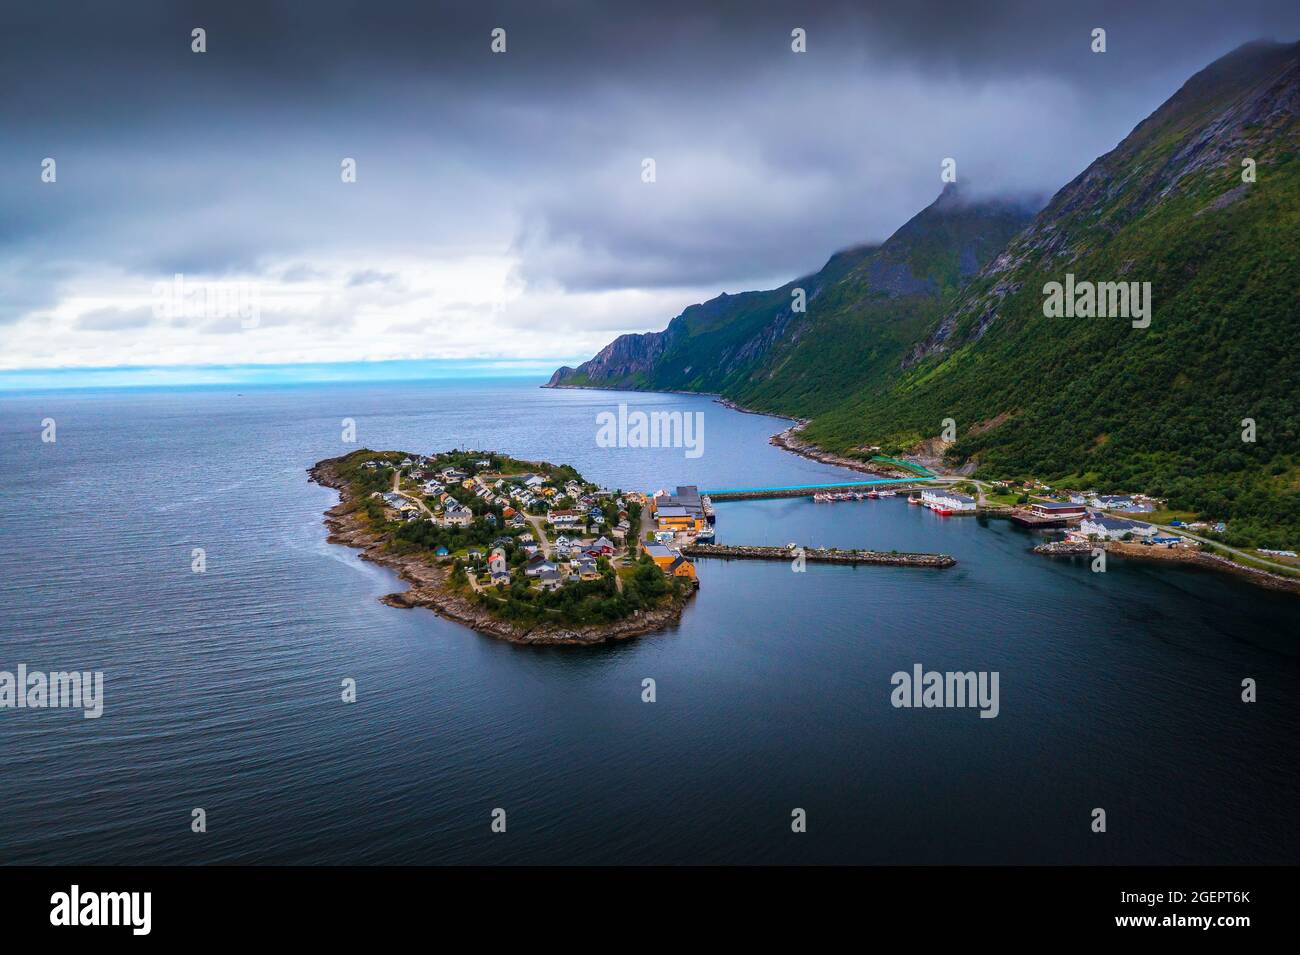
[1, 378, 1296, 864]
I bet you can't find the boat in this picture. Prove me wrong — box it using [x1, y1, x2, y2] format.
[866, 490, 879, 499]
[907, 493, 923, 505]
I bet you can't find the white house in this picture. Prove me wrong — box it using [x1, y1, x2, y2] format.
[443, 504, 472, 527]
[525, 558, 558, 578]
[920, 489, 977, 513]
[1079, 513, 1157, 540]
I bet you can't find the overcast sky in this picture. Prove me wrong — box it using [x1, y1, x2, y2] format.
[3, 0, 1297, 378]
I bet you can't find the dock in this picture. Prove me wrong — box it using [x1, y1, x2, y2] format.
[681, 543, 955, 568]
[1008, 508, 1081, 528]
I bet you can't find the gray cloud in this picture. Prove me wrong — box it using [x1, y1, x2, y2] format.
[76, 306, 155, 331]
[347, 269, 402, 288]
[1, 0, 1297, 361]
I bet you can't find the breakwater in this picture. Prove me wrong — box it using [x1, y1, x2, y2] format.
[681, 543, 955, 568]
[1033, 540, 1094, 556]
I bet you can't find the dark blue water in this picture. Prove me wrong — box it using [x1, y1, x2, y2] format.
[1, 379, 1296, 864]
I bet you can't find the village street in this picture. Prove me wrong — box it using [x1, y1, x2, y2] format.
[523, 513, 552, 558]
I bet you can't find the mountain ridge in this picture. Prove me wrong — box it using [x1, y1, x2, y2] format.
[551, 39, 1300, 546]
[547, 182, 1038, 416]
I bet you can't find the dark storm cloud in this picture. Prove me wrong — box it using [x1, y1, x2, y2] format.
[2, 0, 1298, 305]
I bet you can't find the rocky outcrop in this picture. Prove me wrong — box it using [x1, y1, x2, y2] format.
[546, 319, 683, 388]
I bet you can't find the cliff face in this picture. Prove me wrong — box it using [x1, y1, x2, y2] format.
[547, 323, 681, 388]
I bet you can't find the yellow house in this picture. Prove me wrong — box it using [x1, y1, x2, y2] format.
[645, 543, 695, 579]
[667, 556, 696, 580]
[645, 543, 676, 571]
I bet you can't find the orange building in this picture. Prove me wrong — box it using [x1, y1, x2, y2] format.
[645, 543, 696, 579]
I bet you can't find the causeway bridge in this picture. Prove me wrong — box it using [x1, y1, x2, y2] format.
[701, 456, 938, 501]
[702, 476, 932, 502]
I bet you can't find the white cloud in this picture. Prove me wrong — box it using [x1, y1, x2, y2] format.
[0, 253, 720, 370]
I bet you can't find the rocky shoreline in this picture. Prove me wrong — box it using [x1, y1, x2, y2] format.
[308, 456, 693, 646]
[1033, 537, 1300, 594]
[768, 419, 919, 479]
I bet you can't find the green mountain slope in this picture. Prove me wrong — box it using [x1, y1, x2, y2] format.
[805, 39, 1299, 547]
[552, 40, 1300, 547]
[547, 185, 1035, 417]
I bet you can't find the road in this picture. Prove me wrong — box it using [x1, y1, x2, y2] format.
[524, 513, 552, 558]
[391, 470, 437, 520]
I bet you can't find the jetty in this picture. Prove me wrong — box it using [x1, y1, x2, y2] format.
[1033, 540, 1094, 556]
[681, 543, 955, 568]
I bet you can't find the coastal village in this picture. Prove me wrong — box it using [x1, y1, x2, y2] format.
[313, 446, 1298, 644]
[353, 450, 712, 601]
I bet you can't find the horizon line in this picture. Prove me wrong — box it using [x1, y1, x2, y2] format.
[0, 357, 576, 393]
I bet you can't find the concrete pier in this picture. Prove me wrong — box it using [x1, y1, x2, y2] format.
[681, 543, 955, 568]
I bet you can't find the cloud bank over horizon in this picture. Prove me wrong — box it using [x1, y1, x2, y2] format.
[3, 0, 1297, 375]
